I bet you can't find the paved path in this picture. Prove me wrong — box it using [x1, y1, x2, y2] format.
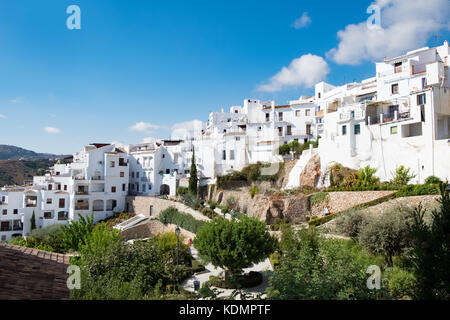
[182, 247, 273, 300]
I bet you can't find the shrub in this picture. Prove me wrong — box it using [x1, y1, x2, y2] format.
[334, 210, 371, 240]
[60, 214, 94, 252]
[359, 209, 414, 266]
[356, 166, 380, 187]
[424, 175, 442, 185]
[200, 207, 216, 219]
[310, 192, 329, 207]
[249, 185, 259, 198]
[225, 196, 237, 210]
[396, 184, 439, 197]
[391, 165, 416, 186]
[158, 207, 206, 234]
[388, 268, 416, 300]
[153, 232, 191, 265]
[269, 252, 281, 268]
[177, 186, 189, 196]
[194, 217, 277, 278]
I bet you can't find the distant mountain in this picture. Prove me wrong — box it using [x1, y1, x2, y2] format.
[0, 159, 56, 186]
[0, 145, 68, 160]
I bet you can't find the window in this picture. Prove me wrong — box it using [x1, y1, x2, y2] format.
[57, 184, 61, 191]
[47, 198, 52, 204]
[390, 126, 398, 135]
[110, 161, 115, 168]
[48, 184, 52, 191]
[421, 77, 427, 89]
[222, 150, 226, 160]
[2, 209, 7, 215]
[111, 186, 116, 193]
[235, 137, 240, 141]
[120, 172, 124, 177]
[278, 127, 283, 136]
[166, 169, 170, 174]
[64, 185, 67, 191]
[122, 184, 126, 192]
[59, 199, 65, 208]
[391, 83, 399, 95]
[13, 209, 18, 215]
[318, 92, 321, 99]
[136, 172, 140, 179]
[150, 205, 154, 217]
[354, 124, 361, 135]
[142, 184, 146, 193]
[258, 126, 262, 131]
[44, 212, 52, 219]
[265, 113, 270, 122]
[287, 125, 292, 136]
[342, 125, 347, 135]
[417, 93, 426, 105]
[162, 154, 165, 158]
[278, 112, 283, 121]
[295, 110, 301, 117]
[58, 211, 68, 221]
[131, 172, 135, 178]
[230, 150, 235, 160]
[394, 62, 402, 73]
[305, 109, 311, 116]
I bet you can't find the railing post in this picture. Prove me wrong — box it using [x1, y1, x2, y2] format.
[380, 114, 383, 123]
[394, 110, 398, 121]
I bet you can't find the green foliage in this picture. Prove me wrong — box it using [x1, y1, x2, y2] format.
[329, 163, 359, 188]
[225, 195, 236, 210]
[424, 175, 442, 185]
[267, 228, 384, 300]
[334, 210, 371, 240]
[391, 165, 416, 186]
[180, 192, 201, 210]
[359, 209, 414, 266]
[388, 267, 416, 300]
[200, 207, 217, 219]
[409, 184, 450, 299]
[153, 232, 191, 265]
[269, 218, 290, 231]
[30, 211, 36, 231]
[79, 222, 121, 258]
[9, 236, 56, 252]
[308, 214, 335, 227]
[60, 214, 94, 252]
[207, 271, 263, 289]
[249, 185, 259, 198]
[177, 186, 189, 196]
[216, 162, 283, 189]
[278, 139, 320, 158]
[269, 252, 281, 268]
[158, 207, 206, 234]
[188, 149, 198, 195]
[310, 192, 329, 206]
[357, 166, 380, 187]
[194, 216, 277, 275]
[102, 212, 135, 229]
[396, 183, 440, 197]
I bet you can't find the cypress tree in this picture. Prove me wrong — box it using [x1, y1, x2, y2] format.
[30, 210, 36, 231]
[188, 149, 198, 196]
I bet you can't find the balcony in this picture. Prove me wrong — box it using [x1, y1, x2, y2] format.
[368, 111, 411, 125]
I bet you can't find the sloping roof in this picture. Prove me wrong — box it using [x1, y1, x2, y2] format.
[0, 243, 71, 300]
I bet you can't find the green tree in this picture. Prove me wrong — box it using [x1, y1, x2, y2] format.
[194, 217, 276, 279]
[391, 165, 416, 185]
[30, 211, 36, 231]
[409, 183, 450, 299]
[60, 214, 94, 251]
[188, 149, 198, 196]
[267, 228, 380, 300]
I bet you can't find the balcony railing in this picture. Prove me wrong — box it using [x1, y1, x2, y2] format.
[75, 205, 89, 210]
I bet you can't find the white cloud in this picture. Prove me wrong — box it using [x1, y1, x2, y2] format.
[142, 137, 157, 144]
[44, 126, 61, 134]
[258, 54, 330, 92]
[129, 121, 166, 134]
[0, 114, 6, 119]
[292, 12, 311, 29]
[171, 120, 204, 140]
[327, 0, 450, 65]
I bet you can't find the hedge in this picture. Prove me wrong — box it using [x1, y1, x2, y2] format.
[158, 207, 206, 234]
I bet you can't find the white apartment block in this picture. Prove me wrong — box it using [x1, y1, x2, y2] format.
[1, 144, 130, 241]
[315, 41, 450, 185]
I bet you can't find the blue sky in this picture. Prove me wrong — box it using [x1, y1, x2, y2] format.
[0, 0, 449, 154]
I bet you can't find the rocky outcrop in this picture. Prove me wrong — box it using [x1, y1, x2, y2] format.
[213, 188, 310, 224]
[299, 154, 321, 188]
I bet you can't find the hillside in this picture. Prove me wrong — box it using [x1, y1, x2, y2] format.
[0, 159, 56, 187]
[0, 145, 66, 160]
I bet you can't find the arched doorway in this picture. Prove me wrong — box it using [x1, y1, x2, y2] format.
[160, 184, 170, 195]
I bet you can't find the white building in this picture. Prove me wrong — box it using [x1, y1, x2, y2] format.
[1, 143, 130, 241]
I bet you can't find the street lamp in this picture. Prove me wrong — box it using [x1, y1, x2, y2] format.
[175, 225, 181, 266]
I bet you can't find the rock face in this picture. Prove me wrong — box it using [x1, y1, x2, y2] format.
[213, 189, 310, 224]
[299, 154, 321, 188]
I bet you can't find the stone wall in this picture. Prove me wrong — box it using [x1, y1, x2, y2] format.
[310, 190, 397, 217]
[126, 196, 210, 221]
